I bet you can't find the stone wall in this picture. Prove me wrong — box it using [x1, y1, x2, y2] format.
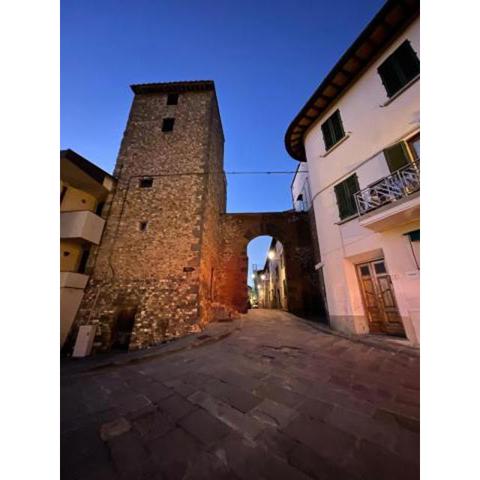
[72, 82, 226, 352]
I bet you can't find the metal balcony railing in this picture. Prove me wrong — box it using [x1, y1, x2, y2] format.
[354, 161, 420, 216]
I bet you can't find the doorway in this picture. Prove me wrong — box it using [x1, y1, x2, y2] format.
[357, 259, 405, 337]
[111, 307, 137, 351]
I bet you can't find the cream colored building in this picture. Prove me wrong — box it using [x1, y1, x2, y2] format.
[286, 0, 420, 345]
[60, 149, 115, 347]
[255, 239, 288, 310]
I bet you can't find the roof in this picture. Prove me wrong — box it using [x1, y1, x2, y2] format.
[131, 80, 215, 95]
[284, 0, 420, 161]
[60, 149, 114, 184]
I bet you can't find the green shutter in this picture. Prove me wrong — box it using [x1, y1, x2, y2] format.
[335, 174, 359, 220]
[384, 142, 410, 173]
[322, 121, 334, 150]
[334, 182, 348, 219]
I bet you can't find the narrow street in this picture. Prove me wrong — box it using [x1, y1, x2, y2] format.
[61, 309, 419, 480]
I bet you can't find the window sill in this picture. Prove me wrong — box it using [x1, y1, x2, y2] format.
[320, 133, 351, 158]
[335, 213, 359, 225]
[380, 75, 420, 107]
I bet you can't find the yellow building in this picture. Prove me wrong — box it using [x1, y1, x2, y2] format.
[60, 149, 115, 348]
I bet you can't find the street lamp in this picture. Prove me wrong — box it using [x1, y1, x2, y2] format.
[268, 250, 275, 260]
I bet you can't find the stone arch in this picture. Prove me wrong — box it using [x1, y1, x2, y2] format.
[216, 211, 323, 316]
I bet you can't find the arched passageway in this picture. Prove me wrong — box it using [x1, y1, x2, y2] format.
[215, 211, 325, 317]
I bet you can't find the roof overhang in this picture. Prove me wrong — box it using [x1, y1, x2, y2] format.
[284, 0, 420, 162]
[131, 80, 215, 95]
[61, 149, 115, 199]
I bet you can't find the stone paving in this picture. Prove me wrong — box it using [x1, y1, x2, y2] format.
[61, 309, 420, 480]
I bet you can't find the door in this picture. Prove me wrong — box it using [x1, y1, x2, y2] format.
[111, 307, 137, 351]
[357, 260, 405, 337]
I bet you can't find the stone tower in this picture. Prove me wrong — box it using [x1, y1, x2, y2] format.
[73, 81, 226, 351]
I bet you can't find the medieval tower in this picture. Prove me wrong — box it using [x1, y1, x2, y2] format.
[73, 81, 227, 352]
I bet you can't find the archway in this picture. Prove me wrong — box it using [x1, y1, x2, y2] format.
[247, 236, 288, 310]
[215, 211, 325, 317]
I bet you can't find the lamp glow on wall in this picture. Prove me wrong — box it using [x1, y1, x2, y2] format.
[268, 250, 275, 260]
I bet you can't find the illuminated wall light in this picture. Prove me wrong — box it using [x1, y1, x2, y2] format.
[268, 250, 275, 260]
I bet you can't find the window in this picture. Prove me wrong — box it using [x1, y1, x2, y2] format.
[321, 110, 345, 151]
[378, 40, 420, 98]
[96, 202, 105, 216]
[384, 141, 411, 173]
[408, 133, 420, 163]
[139, 177, 153, 188]
[334, 174, 360, 220]
[139, 221, 148, 231]
[78, 248, 90, 274]
[162, 118, 175, 132]
[167, 93, 179, 105]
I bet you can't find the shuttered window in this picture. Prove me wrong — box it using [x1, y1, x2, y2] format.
[321, 110, 345, 151]
[334, 174, 360, 220]
[384, 142, 411, 173]
[378, 40, 420, 98]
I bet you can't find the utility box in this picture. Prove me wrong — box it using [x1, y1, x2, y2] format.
[72, 325, 97, 358]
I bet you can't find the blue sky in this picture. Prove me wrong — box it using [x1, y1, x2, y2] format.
[61, 0, 385, 279]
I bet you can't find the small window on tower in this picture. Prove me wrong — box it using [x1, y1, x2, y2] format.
[139, 177, 153, 188]
[167, 93, 179, 105]
[162, 118, 175, 132]
[139, 221, 148, 231]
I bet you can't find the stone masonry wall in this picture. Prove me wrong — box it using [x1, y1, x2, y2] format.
[73, 84, 225, 351]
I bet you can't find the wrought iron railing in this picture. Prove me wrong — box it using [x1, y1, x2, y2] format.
[354, 161, 420, 216]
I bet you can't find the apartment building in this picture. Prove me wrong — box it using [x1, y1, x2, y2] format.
[285, 0, 420, 344]
[60, 149, 115, 347]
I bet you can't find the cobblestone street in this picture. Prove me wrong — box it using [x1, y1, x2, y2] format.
[61, 309, 419, 480]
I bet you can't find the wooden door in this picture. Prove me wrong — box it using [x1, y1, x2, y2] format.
[357, 260, 405, 337]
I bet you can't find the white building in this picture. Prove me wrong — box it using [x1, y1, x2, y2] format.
[286, 0, 420, 345]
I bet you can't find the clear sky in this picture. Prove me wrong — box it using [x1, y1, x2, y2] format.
[61, 0, 385, 276]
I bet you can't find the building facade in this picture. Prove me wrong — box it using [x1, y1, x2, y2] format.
[285, 0, 420, 344]
[253, 239, 288, 310]
[60, 149, 115, 347]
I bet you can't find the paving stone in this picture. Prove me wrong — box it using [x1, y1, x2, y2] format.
[188, 390, 264, 441]
[163, 378, 197, 398]
[156, 393, 197, 422]
[288, 442, 358, 480]
[324, 406, 398, 452]
[148, 428, 202, 479]
[178, 408, 232, 445]
[299, 398, 334, 422]
[107, 431, 151, 479]
[345, 439, 419, 480]
[111, 392, 152, 416]
[253, 382, 305, 408]
[248, 398, 297, 429]
[99, 417, 131, 441]
[131, 409, 175, 441]
[201, 378, 262, 413]
[61, 309, 420, 479]
[283, 415, 357, 464]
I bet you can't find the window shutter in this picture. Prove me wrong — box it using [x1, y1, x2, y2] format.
[322, 121, 334, 150]
[334, 182, 348, 219]
[332, 111, 345, 142]
[384, 142, 410, 173]
[397, 41, 420, 81]
[378, 60, 401, 98]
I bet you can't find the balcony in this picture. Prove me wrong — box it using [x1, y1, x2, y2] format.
[60, 210, 105, 245]
[60, 271, 89, 289]
[354, 162, 420, 232]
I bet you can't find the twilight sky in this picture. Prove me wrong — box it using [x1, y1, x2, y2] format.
[61, 0, 385, 279]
